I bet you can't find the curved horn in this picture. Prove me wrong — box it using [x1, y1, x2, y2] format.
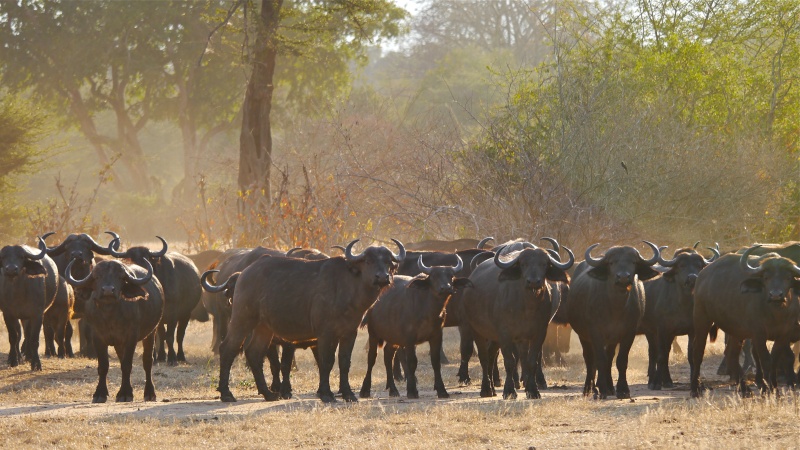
[584, 244, 603, 267]
[149, 236, 168, 258]
[105, 231, 121, 251]
[125, 258, 154, 286]
[657, 246, 677, 267]
[791, 262, 800, 278]
[107, 237, 128, 259]
[547, 246, 575, 271]
[740, 245, 765, 277]
[42, 231, 66, 255]
[637, 241, 660, 266]
[344, 239, 365, 262]
[470, 251, 494, 271]
[494, 246, 520, 269]
[84, 233, 113, 255]
[452, 254, 464, 273]
[417, 256, 433, 275]
[704, 244, 720, 264]
[391, 239, 406, 262]
[477, 237, 494, 249]
[200, 270, 228, 293]
[330, 245, 346, 254]
[287, 247, 302, 256]
[23, 236, 48, 260]
[692, 241, 701, 250]
[65, 259, 93, 288]
[541, 237, 560, 253]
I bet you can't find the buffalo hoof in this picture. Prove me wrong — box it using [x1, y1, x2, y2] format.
[30, 361, 42, 371]
[458, 377, 471, 387]
[270, 382, 280, 393]
[616, 390, 631, 400]
[526, 390, 541, 400]
[663, 380, 674, 389]
[92, 395, 107, 403]
[280, 385, 292, 400]
[116, 394, 134, 402]
[144, 392, 157, 402]
[514, 380, 521, 390]
[318, 392, 337, 403]
[647, 381, 660, 391]
[219, 389, 237, 402]
[167, 360, 178, 367]
[480, 389, 494, 398]
[503, 389, 517, 400]
[359, 388, 371, 399]
[262, 390, 280, 402]
[388, 388, 400, 397]
[407, 390, 419, 399]
[177, 353, 186, 362]
[436, 390, 449, 399]
[342, 391, 358, 403]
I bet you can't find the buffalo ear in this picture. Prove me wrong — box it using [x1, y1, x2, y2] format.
[546, 267, 570, 284]
[587, 266, 608, 281]
[740, 278, 763, 294]
[23, 260, 47, 276]
[636, 264, 661, 281]
[498, 266, 521, 281]
[121, 283, 149, 301]
[453, 278, 474, 289]
[408, 276, 432, 290]
[662, 269, 677, 283]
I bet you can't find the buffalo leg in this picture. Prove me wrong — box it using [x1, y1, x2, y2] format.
[176, 317, 190, 362]
[164, 320, 178, 366]
[315, 335, 338, 403]
[383, 345, 400, 397]
[690, 312, 713, 398]
[43, 321, 56, 358]
[752, 337, 774, 395]
[141, 332, 156, 401]
[530, 323, 548, 394]
[64, 320, 74, 358]
[405, 344, 419, 399]
[217, 308, 259, 403]
[653, 330, 673, 390]
[3, 314, 21, 367]
[473, 334, 494, 397]
[645, 331, 658, 390]
[392, 347, 406, 381]
[155, 323, 167, 362]
[265, 344, 281, 393]
[615, 335, 635, 399]
[491, 347, 502, 388]
[578, 334, 596, 396]
[518, 341, 538, 399]
[592, 334, 612, 398]
[499, 341, 518, 399]
[360, 334, 379, 398]
[430, 330, 448, 398]
[457, 324, 474, 385]
[93, 339, 110, 403]
[79, 319, 96, 359]
[244, 324, 279, 401]
[24, 315, 43, 371]
[279, 344, 295, 399]
[115, 342, 136, 402]
[725, 338, 749, 396]
[337, 331, 359, 402]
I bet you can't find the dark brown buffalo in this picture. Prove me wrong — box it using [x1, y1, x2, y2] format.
[215, 239, 405, 403]
[461, 243, 574, 399]
[42, 232, 119, 358]
[542, 323, 571, 367]
[360, 256, 472, 399]
[186, 249, 225, 322]
[43, 277, 74, 358]
[107, 236, 202, 365]
[0, 238, 57, 370]
[691, 247, 800, 397]
[640, 244, 719, 390]
[567, 242, 660, 399]
[65, 258, 164, 403]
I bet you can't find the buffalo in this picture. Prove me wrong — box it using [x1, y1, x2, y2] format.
[65, 258, 164, 402]
[107, 236, 202, 365]
[360, 255, 472, 399]
[0, 238, 57, 370]
[691, 247, 800, 397]
[42, 277, 75, 358]
[215, 239, 404, 403]
[567, 242, 660, 399]
[460, 242, 574, 399]
[640, 244, 719, 390]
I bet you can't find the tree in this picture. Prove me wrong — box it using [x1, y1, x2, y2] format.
[231, 0, 406, 203]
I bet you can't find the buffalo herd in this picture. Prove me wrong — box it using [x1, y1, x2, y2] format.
[1, 232, 799, 404]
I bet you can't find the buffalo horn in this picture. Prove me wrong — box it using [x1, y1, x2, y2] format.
[330, 245, 346, 254]
[65, 259, 92, 288]
[637, 241, 660, 266]
[107, 237, 128, 259]
[740, 245, 766, 277]
[105, 231, 122, 251]
[42, 232, 66, 255]
[149, 236, 168, 258]
[547, 246, 575, 271]
[23, 236, 48, 260]
[125, 258, 154, 286]
[470, 251, 494, 271]
[287, 247, 302, 256]
[452, 254, 464, 273]
[657, 246, 677, 267]
[391, 239, 406, 262]
[693, 241, 701, 250]
[541, 237, 560, 253]
[704, 244, 720, 264]
[201, 270, 228, 293]
[477, 237, 494, 249]
[85, 233, 113, 255]
[585, 244, 603, 267]
[344, 239, 366, 262]
[494, 246, 519, 269]
[417, 256, 433, 275]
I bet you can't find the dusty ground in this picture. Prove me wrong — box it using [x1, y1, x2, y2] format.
[0, 322, 798, 448]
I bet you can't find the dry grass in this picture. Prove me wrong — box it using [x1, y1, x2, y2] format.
[0, 323, 798, 449]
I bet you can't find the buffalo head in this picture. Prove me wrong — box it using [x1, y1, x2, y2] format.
[585, 242, 661, 287]
[740, 246, 800, 303]
[494, 238, 575, 291]
[201, 270, 240, 303]
[65, 258, 154, 305]
[106, 235, 168, 267]
[409, 255, 473, 296]
[42, 232, 117, 265]
[343, 239, 405, 288]
[0, 238, 48, 278]
[658, 243, 720, 290]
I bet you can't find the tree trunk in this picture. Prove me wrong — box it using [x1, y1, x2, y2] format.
[238, 0, 283, 206]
